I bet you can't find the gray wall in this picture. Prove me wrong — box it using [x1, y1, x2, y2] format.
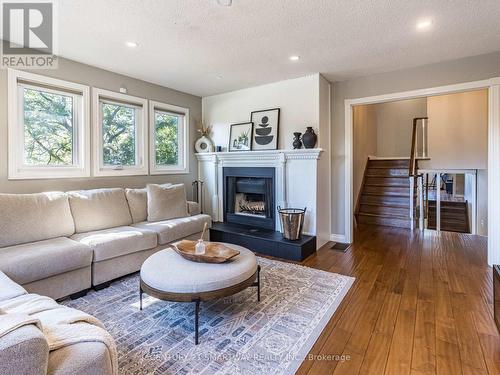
[375, 98, 427, 157]
[0, 58, 202, 198]
[352, 104, 377, 204]
[332, 51, 500, 236]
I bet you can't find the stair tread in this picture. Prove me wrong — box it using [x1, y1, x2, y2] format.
[365, 176, 410, 180]
[367, 167, 409, 170]
[365, 183, 409, 189]
[362, 192, 411, 198]
[360, 202, 410, 208]
[428, 218, 468, 224]
[357, 213, 412, 229]
[357, 212, 410, 220]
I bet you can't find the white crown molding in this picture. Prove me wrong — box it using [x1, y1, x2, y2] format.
[195, 148, 323, 162]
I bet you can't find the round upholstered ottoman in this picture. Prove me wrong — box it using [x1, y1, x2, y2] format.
[139, 243, 261, 344]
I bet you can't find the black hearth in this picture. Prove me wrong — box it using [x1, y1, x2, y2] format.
[223, 167, 275, 230]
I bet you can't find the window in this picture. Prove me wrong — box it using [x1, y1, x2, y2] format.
[8, 69, 90, 179]
[149, 101, 189, 174]
[93, 88, 148, 176]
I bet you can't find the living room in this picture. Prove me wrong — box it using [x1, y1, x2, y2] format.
[1, 1, 500, 375]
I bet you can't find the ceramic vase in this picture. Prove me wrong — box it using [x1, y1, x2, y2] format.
[302, 127, 317, 149]
[292, 132, 302, 149]
[195, 135, 214, 153]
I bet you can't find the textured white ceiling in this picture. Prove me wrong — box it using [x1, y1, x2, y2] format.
[58, 0, 500, 97]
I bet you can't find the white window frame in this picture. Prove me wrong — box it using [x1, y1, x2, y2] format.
[7, 69, 90, 179]
[149, 100, 189, 174]
[93, 88, 148, 176]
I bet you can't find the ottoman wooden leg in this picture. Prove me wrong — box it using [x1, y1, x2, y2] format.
[252, 265, 261, 302]
[139, 287, 143, 311]
[194, 299, 201, 345]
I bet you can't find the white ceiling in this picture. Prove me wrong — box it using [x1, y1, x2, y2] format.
[58, 0, 500, 97]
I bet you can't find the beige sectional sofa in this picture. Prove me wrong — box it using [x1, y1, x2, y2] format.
[0, 186, 212, 300]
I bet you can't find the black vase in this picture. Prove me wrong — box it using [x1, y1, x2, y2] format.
[302, 127, 317, 148]
[292, 132, 302, 149]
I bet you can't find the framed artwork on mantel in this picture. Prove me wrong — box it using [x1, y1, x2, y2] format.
[229, 122, 253, 151]
[251, 108, 280, 150]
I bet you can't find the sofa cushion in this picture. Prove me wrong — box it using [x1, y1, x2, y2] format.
[71, 226, 158, 262]
[48, 341, 112, 375]
[0, 238, 92, 285]
[147, 184, 188, 222]
[0, 272, 27, 302]
[187, 201, 201, 216]
[134, 214, 212, 245]
[68, 188, 133, 233]
[125, 183, 172, 223]
[0, 192, 75, 248]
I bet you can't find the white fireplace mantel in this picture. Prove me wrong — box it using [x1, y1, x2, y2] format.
[196, 149, 327, 247]
[195, 148, 322, 162]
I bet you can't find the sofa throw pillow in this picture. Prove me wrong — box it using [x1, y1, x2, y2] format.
[147, 184, 188, 222]
[126, 183, 172, 223]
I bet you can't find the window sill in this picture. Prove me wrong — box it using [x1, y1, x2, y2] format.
[150, 167, 190, 175]
[8, 168, 90, 180]
[93, 167, 149, 177]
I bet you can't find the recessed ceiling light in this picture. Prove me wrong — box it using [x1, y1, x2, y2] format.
[290, 55, 300, 61]
[217, 0, 232, 6]
[126, 41, 138, 48]
[416, 19, 433, 30]
[216, 75, 223, 80]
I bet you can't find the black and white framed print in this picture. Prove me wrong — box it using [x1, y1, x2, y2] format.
[251, 108, 280, 150]
[229, 122, 253, 151]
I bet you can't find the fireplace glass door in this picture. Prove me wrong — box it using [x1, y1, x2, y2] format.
[223, 167, 275, 230]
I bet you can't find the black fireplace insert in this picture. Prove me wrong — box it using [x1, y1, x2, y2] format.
[223, 167, 275, 230]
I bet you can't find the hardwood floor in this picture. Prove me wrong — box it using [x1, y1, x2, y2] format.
[297, 225, 500, 375]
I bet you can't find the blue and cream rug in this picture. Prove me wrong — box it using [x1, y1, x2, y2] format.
[63, 257, 354, 375]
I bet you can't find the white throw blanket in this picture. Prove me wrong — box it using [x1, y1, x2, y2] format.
[0, 294, 118, 375]
[0, 311, 42, 338]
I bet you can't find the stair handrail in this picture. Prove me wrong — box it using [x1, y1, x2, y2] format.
[409, 117, 428, 230]
[409, 117, 428, 177]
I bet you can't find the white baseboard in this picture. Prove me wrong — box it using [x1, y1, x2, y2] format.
[330, 233, 348, 243]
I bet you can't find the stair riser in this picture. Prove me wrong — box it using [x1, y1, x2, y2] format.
[361, 195, 410, 206]
[365, 177, 410, 187]
[428, 219, 467, 225]
[363, 186, 410, 196]
[366, 168, 409, 177]
[357, 214, 411, 229]
[428, 207, 468, 214]
[428, 223, 468, 232]
[368, 160, 410, 168]
[428, 212, 468, 222]
[359, 205, 410, 217]
[428, 201, 467, 208]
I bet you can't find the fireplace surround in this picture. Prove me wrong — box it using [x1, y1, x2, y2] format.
[196, 149, 329, 250]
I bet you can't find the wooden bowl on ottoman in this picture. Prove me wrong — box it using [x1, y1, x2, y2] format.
[173, 240, 240, 263]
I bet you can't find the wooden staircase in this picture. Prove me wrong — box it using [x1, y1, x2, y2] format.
[428, 200, 470, 233]
[356, 159, 414, 229]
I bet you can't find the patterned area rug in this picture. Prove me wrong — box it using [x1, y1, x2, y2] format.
[63, 257, 354, 375]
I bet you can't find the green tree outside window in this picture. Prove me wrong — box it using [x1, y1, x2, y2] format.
[155, 111, 179, 166]
[23, 88, 74, 165]
[101, 102, 136, 166]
